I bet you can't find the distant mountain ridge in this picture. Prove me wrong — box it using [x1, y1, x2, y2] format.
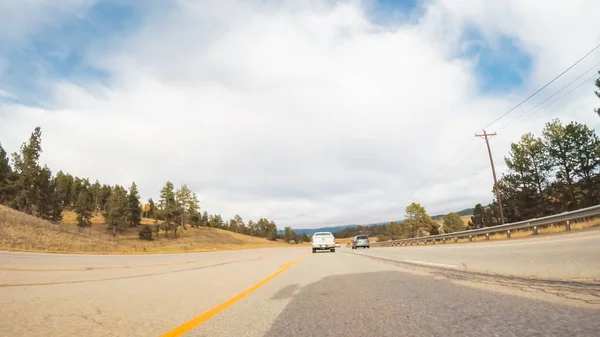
[292, 207, 474, 235]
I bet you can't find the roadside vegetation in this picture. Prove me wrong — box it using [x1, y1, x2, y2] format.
[0, 205, 305, 253]
[0, 128, 309, 253]
[335, 83, 600, 242]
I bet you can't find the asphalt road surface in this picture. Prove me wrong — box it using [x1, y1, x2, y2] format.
[1, 229, 599, 337]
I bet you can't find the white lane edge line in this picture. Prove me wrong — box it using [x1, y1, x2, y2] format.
[403, 260, 458, 268]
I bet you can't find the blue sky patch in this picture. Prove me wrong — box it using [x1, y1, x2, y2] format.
[461, 28, 533, 93]
[0, 1, 142, 106]
[365, 0, 423, 27]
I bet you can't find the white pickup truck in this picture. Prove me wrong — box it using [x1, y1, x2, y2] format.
[312, 232, 336, 253]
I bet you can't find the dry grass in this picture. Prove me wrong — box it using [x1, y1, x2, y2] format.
[0, 205, 300, 254]
[449, 218, 600, 244]
[372, 217, 599, 246]
[61, 210, 159, 231]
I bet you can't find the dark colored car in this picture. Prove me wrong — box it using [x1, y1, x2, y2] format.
[352, 235, 370, 249]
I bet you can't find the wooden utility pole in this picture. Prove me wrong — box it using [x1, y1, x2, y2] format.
[476, 130, 505, 224]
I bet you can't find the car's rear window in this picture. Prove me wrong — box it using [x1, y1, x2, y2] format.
[357, 235, 368, 240]
[315, 233, 332, 236]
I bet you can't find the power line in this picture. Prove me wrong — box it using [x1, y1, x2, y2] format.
[481, 41, 600, 130]
[398, 140, 475, 199]
[498, 62, 600, 131]
[395, 140, 484, 210]
[402, 42, 600, 206]
[381, 42, 600, 219]
[521, 71, 599, 122]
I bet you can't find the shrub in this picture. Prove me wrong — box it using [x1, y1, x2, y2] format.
[138, 225, 153, 241]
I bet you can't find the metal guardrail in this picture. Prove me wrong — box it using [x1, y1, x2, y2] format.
[371, 204, 600, 247]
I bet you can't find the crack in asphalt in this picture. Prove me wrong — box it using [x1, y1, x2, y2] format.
[0, 256, 265, 287]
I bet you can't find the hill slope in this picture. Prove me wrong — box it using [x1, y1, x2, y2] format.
[431, 208, 475, 220]
[0, 206, 294, 254]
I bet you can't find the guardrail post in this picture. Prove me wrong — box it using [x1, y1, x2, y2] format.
[424, 240, 427, 245]
[469, 235, 473, 242]
[566, 220, 571, 231]
[485, 233, 489, 240]
[506, 230, 511, 239]
[454, 237, 458, 243]
[442, 238, 446, 244]
[532, 224, 538, 235]
[432, 239, 436, 245]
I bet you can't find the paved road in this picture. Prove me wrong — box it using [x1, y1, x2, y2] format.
[360, 228, 600, 281]
[1, 230, 599, 337]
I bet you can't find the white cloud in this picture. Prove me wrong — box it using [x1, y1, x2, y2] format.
[1, 0, 599, 228]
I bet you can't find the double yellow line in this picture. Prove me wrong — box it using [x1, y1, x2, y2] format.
[160, 252, 309, 337]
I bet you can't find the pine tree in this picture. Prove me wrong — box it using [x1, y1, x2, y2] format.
[201, 211, 209, 226]
[75, 189, 94, 229]
[70, 177, 89, 208]
[128, 182, 142, 227]
[90, 180, 101, 214]
[231, 214, 245, 234]
[188, 192, 200, 227]
[35, 166, 62, 221]
[147, 198, 157, 219]
[0, 144, 16, 204]
[104, 185, 130, 236]
[502, 133, 552, 220]
[267, 220, 278, 240]
[159, 181, 177, 236]
[442, 213, 464, 233]
[99, 184, 112, 212]
[543, 119, 578, 210]
[403, 202, 438, 237]
[386, 221, 403, 240]
[283, 226, 294, 243]
[11, 127, 43, 214]
[175, 184, 196, 230]
[55, 171, 74, 210]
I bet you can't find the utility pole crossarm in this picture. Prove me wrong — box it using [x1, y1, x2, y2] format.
[476, 130, 505, 224]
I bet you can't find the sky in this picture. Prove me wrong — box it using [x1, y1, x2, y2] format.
[1, 0, 599, 229]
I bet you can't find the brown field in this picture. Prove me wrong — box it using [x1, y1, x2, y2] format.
[0, 206, 306, 254]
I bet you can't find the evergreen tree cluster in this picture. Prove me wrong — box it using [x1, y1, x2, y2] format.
[334, 202, 440, 240]
[1, 127, 283, 240]
[469, 119, 600, 228]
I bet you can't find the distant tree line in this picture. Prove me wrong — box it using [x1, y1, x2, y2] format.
[334, 202, 453, 240]
[0, 127, 292, 241]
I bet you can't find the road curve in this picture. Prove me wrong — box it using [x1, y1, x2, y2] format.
[357, 228, 600, 281]
[0, 232, 599, 337]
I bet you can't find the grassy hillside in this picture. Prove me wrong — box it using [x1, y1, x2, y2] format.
[0, 206, 299, 254]
[431, 208, 475, 220]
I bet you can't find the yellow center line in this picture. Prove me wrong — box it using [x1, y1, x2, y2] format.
[160, 252, 310, 337]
